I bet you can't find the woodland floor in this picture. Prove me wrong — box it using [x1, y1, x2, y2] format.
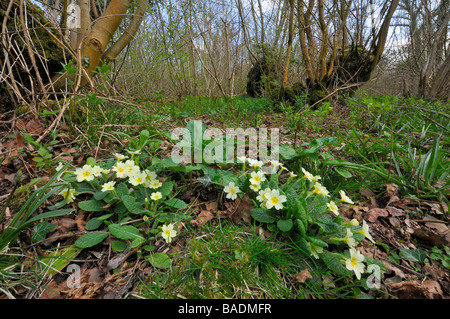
[0, 99, 449, 300]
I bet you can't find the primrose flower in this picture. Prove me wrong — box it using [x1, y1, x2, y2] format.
[101, 181, 116, 192]
[310, 242, 324, 259]
[345, 248, 365, 280]
[339, 190, 354, 204]
[349, 218, 359, 227]
[289, 171, 298, 178]
[264, 189, 287, 210]
[161, 224, 177, 244]
[224, 182, 240, 200]
[129, 171, 147, 186]
[114, 153, 128, 161]
[147, 179, 162, 189]
[123, 160, 140, 177]
[344, 228, 356, 247]
[75, 164, 96, 182]
[145, 169, 158, 180]
[56, 162, 65, 172]
[237, 156, 247, 163]
[91, 165, 103, 177]
[249, 171, 266, 185]
[301, 167, 314, 182]
[313, 182, 330, 197]
[59, 188, 76, 203]
[112, 161, 129, 179]
[151, 191, 163, 201]
[127, 149, 141, 157]
[256, 187, 271, 203]
[248, 158, 263, 169]
[358, 220, 375, 243]
[249, 183, 261, 192]
[327, 201, 339, 216]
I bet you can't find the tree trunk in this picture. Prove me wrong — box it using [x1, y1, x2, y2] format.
[282, 0, 295, 87]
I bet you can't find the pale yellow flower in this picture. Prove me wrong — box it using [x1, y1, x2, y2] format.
[224, 182, 240, 200]
[112, 161, 128, 179]
[327, 201, 339, 216]
[249, 171, 266, 185]
[264, 189, 287, 210]
[345, 248, 365, 280]
[60, 188, 76, 203]
[101, 181, 116, 192]
[75, 165, 95, 182]
[313, 182, 330, 197]
[129, 171, 146, 186]
[161, 224, 177, 244]
[339, 190, 354, 204]
[150, 191, 162, 200]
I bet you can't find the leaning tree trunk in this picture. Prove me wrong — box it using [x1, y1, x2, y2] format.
[0, 0, 149, 112]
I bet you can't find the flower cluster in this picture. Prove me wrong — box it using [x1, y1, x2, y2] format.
[222, 159, 375, 281]
[58, 151, 164, 206]
[224, 157, 288, 211]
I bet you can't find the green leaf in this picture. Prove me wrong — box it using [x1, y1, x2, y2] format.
[121, 195, 145, 215]
[94, 191, 108, 201]
[399, 248, 428, 263]
[27, 208, 74, 225]
[108, 224, 144, 240]
[111, 240, 127, 252]
[86, 157, 96, 166]
[250, 208, 278, 223]
[316, 215, 340, 233]
[116, 182, 129, 197]
[211, 170, 239, 187]
[320, 251, 350, 276]
[279, 144, 298, 160]
[296, 219, 306, 238]
[78, 199, 105, 212]
[335, 168, 353, 178]
[40, 245, 83, 276]
[85, 218, 104, 231]
[297, 198, 308, 227]
[147, 252, 172, 269]
[307, 236, 328, 248]
[130, 237, 145, 249]
[75, 232, 108, 248]
[160, 180, 173, 197]
[32, 221, 57, 242]
[277, 219, 294, 232]
[165, 198, 187, 209]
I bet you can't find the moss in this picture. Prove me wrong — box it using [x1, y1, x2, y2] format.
[327, 45, 374, 95]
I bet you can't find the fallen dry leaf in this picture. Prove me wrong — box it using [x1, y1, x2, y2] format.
[190, 210, 215, 227]
[293, 269, 312, 283]
[389, 280, 444, 299]
[365, 207, 389, 222]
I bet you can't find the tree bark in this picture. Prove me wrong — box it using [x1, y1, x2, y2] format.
[282, 0, 295, 87]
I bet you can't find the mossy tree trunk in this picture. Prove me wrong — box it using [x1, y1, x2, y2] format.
[0, 0, 149, 111]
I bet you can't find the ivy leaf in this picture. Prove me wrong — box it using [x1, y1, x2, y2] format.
[32, 221, 57, 242]
[399, 248, 428, 263]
